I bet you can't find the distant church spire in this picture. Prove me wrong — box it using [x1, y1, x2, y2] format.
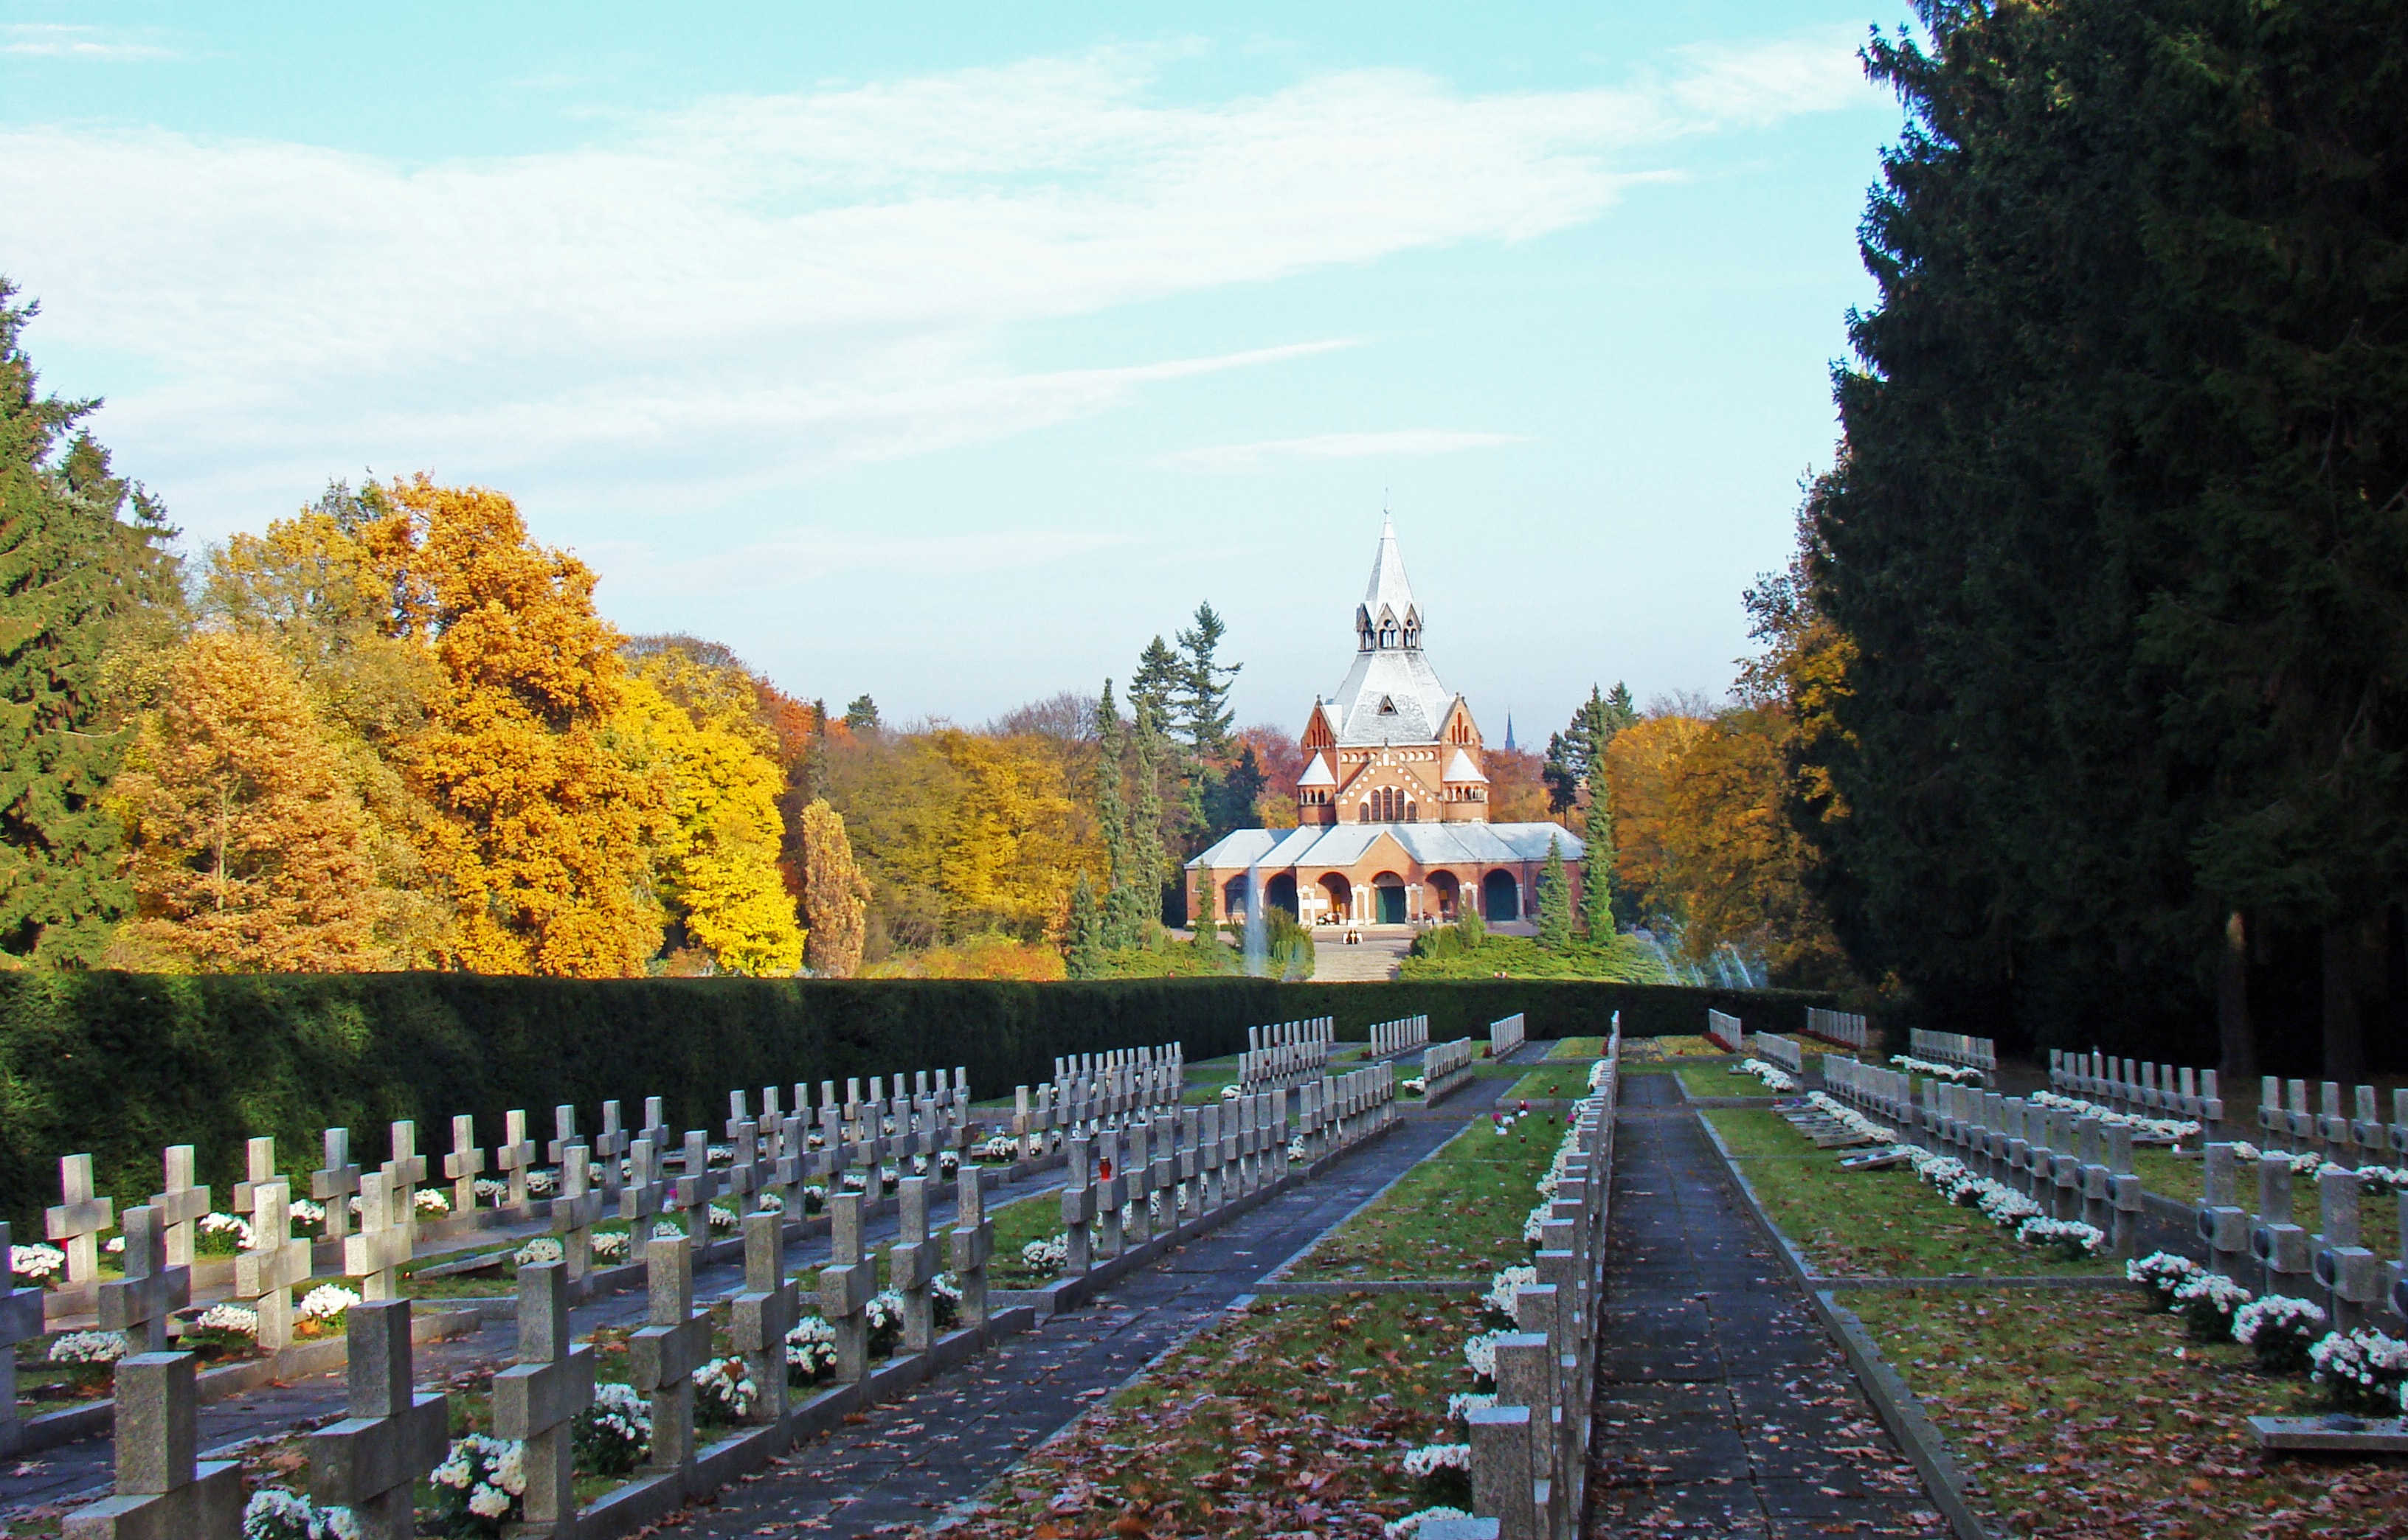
[1504, 713, 1516, 752]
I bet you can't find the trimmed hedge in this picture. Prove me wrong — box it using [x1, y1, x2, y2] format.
[0, 972, 1832, 1226]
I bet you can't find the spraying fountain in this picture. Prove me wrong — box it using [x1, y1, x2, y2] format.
[1242, 861, 1267, 977]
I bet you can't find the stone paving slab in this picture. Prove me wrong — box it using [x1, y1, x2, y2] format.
[1585, 1079, 1949, 1539]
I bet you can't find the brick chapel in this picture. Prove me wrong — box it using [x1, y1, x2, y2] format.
[1187, 517, 1586, 928]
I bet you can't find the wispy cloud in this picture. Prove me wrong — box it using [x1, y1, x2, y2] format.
[2, 24, 171, 60]
[1155, 429, 1534, 474]
[0, 31, 1876, 535]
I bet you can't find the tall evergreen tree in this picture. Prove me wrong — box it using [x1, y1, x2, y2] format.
[0, 280, 181, 964]
[1543, 683, 1638, 814]
[1126, 698, 1169, 932]
[1173, 601, 1240, 755]
[1582, 769, 1616, 940]
[1535, 835, 1573, 950]
[1065, 873, 1104, 979]
[1129, 637, 1182, 727]
[1093, 680, 1138, 948]
[843, 695, 880, 733]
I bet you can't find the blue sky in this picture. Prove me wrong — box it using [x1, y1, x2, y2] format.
[0, 2, 1914, 739]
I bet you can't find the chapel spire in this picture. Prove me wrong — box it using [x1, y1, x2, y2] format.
[1356, 513, 1422, 652]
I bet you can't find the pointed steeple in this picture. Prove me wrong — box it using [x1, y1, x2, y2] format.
[1355, 513, 1422, 653]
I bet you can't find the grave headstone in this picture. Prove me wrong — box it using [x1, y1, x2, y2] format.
[60, 1353, 241, 1539]
[675, 1130, 722, 1252]
[497, 1110, 539, 1215]
[948, 1166, 992, 1330]
[621, 1136, 667, 1227]
[1062, 1134, 1095, 1274]
[548, 1104, 582, 1170]
[2314, 1166, 2380, 1333]
[594, 1100, 629, 1211]
[234, 1179, 312, 1352]
[381, 1122, 426, 1248]
[0, 1223, 44, 1456]
[148, 1145, 212, 1269]
[443, 1115, 485, 1216]
[345, 1170, 412, 1303]
[309, 1300, 449, 1540]
[311, 1129, 361, 1243]
[230, 1137, 279, 1220]
[551, 1145, 602, 1283]
[1095, 1125, 1123, 1258]
[45, 1152, 115, 1292]
[818, 1192, 874, 1384]
[493, 1260, 594, 1537]
[2252, 1154, 2310, 1297]
[630, 1236, 709, 1482]
[2197, 1143, 2249, 1278]
[730, 1211, 795, 1425]
[98, 1205, 187, 1355]
[891, 1176, 937, 1354]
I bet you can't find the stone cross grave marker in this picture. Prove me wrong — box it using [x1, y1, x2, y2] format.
[548, 1104, 581, 1170]
[235, 1179, 312, 1352]
[640, 1097, 673, 1161]
[497, 1109, 539, 1213]
[948, 1167, 991, 1330]
[724, 1104, 761, 1218]
[1, 1223, 45, 1456]
[891, 1176, 936, 1354]
[552, 1145, 602, 1282]
[230, 1137, 278, 1221]
[2255, 1154, 2309, 1294]
[1062, 1134, 1095, 1274]
[45, 1152, 115, 1293]
[676, 1129, 722, 1252]
[2198, 1143, 2249, 1277]
[766, 1113, 805, 1222]
[1123, 1117, 1152, 1246]
[60, 1353, 241, 1539]
[443, 1114, 485, 1215]
[630, 1235, 710, 1480]
[820, 1191, 874, 1383]
[731, 1210, 795, 1425]
[1178, 1108, 1200, 1221]
[2316, 1166, 2379, 1332]
[494, 1260, 594, 1537]
[382, 1121, 427, 1248]
[1095, 1125, 1123, 1258]
[149, 1145, 212, 1269]
[309, 1299, 449, 1540]
[594, 1100, 629, 1211]
[100, 1205, 187, 1355]
[312, 1128, 361, 1243]
[621, 1136, 666, 1229]
[345, 1170, 413, 1303]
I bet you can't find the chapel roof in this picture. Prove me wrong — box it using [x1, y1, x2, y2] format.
[1328, 516, 1460, 746]
[1188, 822, 1583, 871]
[1442, 747, 1488, 784]
[1295, 755, 1338, 789]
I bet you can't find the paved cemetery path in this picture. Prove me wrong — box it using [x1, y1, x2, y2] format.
[0, 1176, 1065, 1518]
[1583, 1073, 1948, 1539]
[652, 1078, 1518, 1538]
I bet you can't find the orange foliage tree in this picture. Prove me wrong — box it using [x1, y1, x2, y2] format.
[377, 476, 668, 977]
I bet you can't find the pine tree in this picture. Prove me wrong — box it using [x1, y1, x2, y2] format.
[1173, 601, 1240, 755]
[0, 280, 181, 963]
[1582, 769, 1616, 940]
[799, 797, 868, 977]
[1065, 873, 1104, 979]
[1129, 637, 1181, 726]
[1536, 835, 1572, 950]
[843, 696, 880, 733]
[1543, 683, 1638, 814]
[1191, 865, 1217, 949]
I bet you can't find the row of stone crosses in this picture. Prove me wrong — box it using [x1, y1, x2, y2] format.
[1231, 1016, 1335, 1089]
[46, 1050, 1408, 1539]
[1426, 1019, 1621, 1540]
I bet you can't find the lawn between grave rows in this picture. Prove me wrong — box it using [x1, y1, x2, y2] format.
[1706, 1109, 2117, 1279]
[1498, 1059, 1601, 1105]
[939, 1290, 1490, 1540]
[1290, 1114, 1559, 1281]
[1846, 1287, 2408, 1539]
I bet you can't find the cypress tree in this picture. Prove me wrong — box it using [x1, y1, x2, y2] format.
[1173, 600, 1240, 755]
[1536, 836, 1573, 951]
[1191, 867, 1217, 951]
[0, 281, 179, 964]
[1125, 698, 1168, 934]
[1093, 681, 1132, 947]
[1065, 873, 1104, 979]
[1582, 771, 1616, 940]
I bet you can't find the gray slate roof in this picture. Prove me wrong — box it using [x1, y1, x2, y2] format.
[1188, 821, 1583, 872]
[1326, 517, 1464, 746]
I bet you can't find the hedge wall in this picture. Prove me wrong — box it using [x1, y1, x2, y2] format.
[0, 972, 1832, 1227]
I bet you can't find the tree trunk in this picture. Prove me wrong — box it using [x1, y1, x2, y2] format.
[2322, 921, 2365, 1082]
[2216, 911, 2255, 1080]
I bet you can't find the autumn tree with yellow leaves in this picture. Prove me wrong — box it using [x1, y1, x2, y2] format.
[110, 631, 402, 971]
[798, 797, 868, 977]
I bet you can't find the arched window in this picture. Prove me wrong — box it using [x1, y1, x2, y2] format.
[1404, 801, 1416, 822]
[1358, 802, 1371, 823]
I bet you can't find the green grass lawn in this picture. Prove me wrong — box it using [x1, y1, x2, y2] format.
[1291, 1114, 1561, 1281]
[941, 1291, 1488, 1540]
[1676, 1061, 1786, 1100]
[1500, 1063, 1599, 1103]
[1847, 1287, 2407, 1538]
[1546, 1036, 1605, 1058]
[1707, 1109, 2117, 1278]
[1622, 1034, 1729, 1061]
